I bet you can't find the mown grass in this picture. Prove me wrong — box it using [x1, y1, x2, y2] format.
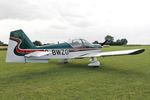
[0, 46, 150, 100]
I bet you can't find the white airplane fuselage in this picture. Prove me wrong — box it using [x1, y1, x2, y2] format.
[6, 29, 145, 67]
[6, 39, 102, 63]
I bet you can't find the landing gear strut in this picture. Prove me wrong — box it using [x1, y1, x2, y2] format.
[88, 57, 100, 68]
[59, 59, 69, 64]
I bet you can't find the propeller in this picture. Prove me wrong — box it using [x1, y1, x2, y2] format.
[101, 40, 108, 46]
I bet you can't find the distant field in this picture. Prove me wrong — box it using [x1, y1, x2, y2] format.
[0, 46, 7, 50]
[0, 46, 150, 100]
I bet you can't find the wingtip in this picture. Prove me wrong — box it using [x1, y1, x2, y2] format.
[130, 49, 145, 55]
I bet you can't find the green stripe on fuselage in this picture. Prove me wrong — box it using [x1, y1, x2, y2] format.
[37, 43, 73, 49]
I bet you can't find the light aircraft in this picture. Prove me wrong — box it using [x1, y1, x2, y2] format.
[6, 29, 145, 67]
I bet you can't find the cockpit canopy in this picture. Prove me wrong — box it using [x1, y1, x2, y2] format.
[68, 39, 93, 48]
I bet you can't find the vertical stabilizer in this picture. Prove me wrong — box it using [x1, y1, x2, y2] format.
[6, 29, 35, 62]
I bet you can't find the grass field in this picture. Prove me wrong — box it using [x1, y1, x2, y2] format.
[0, 46, 150, 100]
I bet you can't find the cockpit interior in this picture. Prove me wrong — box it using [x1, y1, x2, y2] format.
[68, 39, 93, 48]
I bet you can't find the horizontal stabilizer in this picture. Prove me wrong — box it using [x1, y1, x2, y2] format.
[25, 51, 51, 58]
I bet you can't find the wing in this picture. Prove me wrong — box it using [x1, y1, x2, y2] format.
[25, 51, 51, 58]
[79, 49, 145, 58]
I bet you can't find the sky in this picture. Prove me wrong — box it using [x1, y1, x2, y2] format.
[0, 0, 150, 44]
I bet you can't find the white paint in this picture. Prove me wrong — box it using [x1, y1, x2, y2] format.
[6, 40, 25, 62]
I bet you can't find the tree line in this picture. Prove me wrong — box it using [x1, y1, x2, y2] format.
[0, 40, 47, 46]
[0, 41, 8, 46]
[93, 35, 128, 46]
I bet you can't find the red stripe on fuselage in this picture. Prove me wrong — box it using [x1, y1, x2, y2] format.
[10, 37, 44, 53]
[10, 37, 100, 54]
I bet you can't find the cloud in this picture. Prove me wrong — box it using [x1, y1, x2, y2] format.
[0, 0, 150, 44]
[0, 0, 40, 20]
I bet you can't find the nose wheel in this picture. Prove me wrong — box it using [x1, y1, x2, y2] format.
[88, 57, 100, 67]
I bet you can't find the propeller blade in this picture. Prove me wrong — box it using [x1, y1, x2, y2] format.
[101, 40, 108, 46]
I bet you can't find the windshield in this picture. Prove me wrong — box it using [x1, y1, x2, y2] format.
[82, 39, 93, 48]
[69, 39, 93, 48]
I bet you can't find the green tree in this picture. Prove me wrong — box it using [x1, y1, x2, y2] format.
[93, 41, 99, 44]
[33, 40, 42, 46]
[105, 35, 114, 45]
[0, 41, 4, 46]
[121, 38, 128, 45]
[116, 39, 121, 45]
[0, 41, 8, 46]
